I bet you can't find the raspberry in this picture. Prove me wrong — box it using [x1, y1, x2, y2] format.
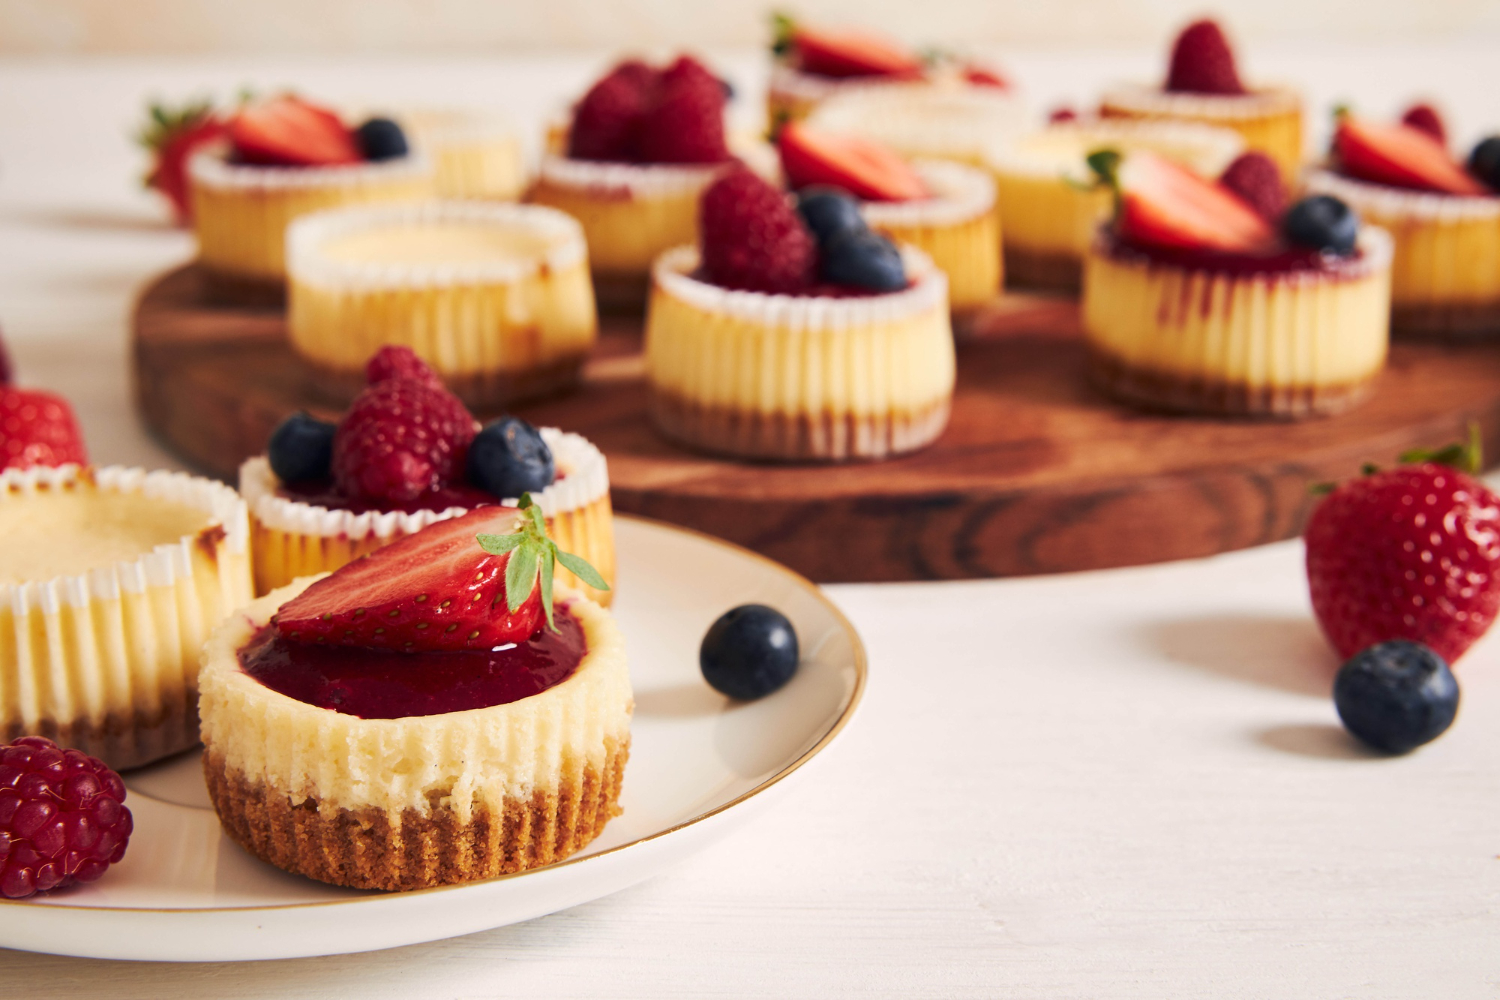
[1165, 19, 1246, 96]
[1401, 103, 1447, 146]
[1048, 106, 1078, 124]
[637, 56, 730, 165]
[1218, 152, 1286, 223]
[0, 387, 88, 472]
[331, 379, 477, 503]
[699, 168, 816, 294]
[365, 345, 442, 388]
[569, 60, 657, 162]
[0, 736, 132, 899]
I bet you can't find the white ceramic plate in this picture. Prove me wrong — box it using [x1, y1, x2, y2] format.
[0, 515, 865, 962]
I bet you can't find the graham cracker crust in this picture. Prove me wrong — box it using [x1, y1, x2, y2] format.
[1392, 302, 1500, 340]
[649, 391, 951, 461]
[303, 354, 590, 413]
[203, 738, 629, 891]
[3, 701, 198, 771]
[1004, 247, 1082, 294]
[1089, 351, 1374, 420]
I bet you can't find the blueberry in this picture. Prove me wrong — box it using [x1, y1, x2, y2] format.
[796, 187, 868, 246]
[1333, 640, 1459, 754]
[1467, 136, 1500, 192]
[719, 77, 736, 100]
[355, 117, 409, 162]
[1283, 195, 1359, 256]
[467, 417, 555, 498]
[267, 411, 335, 484]
[820, 229, 907, 292]
[700, 604, 800, 700]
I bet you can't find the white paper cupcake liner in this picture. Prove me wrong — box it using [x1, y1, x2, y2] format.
[537, 154, 730, 199]
[188, 144, 434, 193]
[989, 118, 1245, 183]
[1305, 169, 1500, 222]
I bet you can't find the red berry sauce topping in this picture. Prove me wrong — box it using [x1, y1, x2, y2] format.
[0, 737, 132, 899]
[240, 609, 586, 719]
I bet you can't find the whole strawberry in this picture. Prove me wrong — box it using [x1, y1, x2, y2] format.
[637, 56, 730, 164]
[138, 98, 227, 226]
[700, 168, 816, 293]
[1306, 436, 1500, 663]
[331, 358, 476, 504]
[0, 387, 88, 471]
[0, 736, 133, 899]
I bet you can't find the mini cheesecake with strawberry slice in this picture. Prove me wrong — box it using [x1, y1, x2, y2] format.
[240, 347, 614, 604]
[1305, 106, 1500, 338]
[644, 167, 955, 460]
[767, 12, 1016, 136]
[1099, 19, 1303, 182]
[527, 55, 740, 311]
[1081, 149, 1393, 418]
[778, 122, 1000, 323]
[198, 499, 629, 891]
[186, 95, 434, 300]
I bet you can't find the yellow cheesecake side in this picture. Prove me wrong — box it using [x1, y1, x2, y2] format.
[1099, 85, 1304, 183]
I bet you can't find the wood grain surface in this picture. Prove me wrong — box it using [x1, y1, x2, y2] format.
[133, 263, 1500, 583]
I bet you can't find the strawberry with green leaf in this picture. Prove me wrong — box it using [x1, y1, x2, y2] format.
[138, 98, 226, 226]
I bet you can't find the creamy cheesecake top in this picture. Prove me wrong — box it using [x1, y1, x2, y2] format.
[0, 489, 212, 584]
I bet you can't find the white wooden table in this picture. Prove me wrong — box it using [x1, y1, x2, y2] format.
[0, 45, 1496, 998]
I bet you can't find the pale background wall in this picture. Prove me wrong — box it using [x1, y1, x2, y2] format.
[2, 0, 1499, 54]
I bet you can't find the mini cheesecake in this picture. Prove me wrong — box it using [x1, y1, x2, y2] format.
[286, 201, 597, 409]
[199, 577, 631, 891]
[1084, 230, 1394, 417]
[243, 426, 614, 604]
[804, 82, 1027, 169]
[645, 245, 954, 460]
[396, 108, 527, 201]
[0, 465, 251, 769]
[189, 150, 433, 300]
[1099, 19, 1303, 182]
[990, 119, 1243, 290]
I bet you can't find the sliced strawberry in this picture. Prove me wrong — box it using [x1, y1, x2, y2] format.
[273, 507, 542, 651]
[779, 122, 927, 203]
[229, 96, 361, 167]
[138, 100, 227, 225]
[790, 25, 924, 79]
[1335, 115, 1485, 196]
[1106, 150, 1276, 253]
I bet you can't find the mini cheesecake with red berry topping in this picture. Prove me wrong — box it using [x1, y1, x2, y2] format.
[1305, 107, 1500, 338]
[528, 56, 739, 311]
[779, 122, 1000, 322]
[1100, 19, 1303, 182]
[199, 502, 628, 890]
[1082, 150, 1392, 418]
[240, 347, 614, 603]
[645, 168, 954, 460]
[188, 96, 434, 300]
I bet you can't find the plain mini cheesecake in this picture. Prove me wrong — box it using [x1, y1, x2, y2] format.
[1304, 108, 1500, 338]
[989, 118, 1243, 291]
[645, 169, 954, 461]
[242, 347, 614, 604]
[1099, 19, 1303, 182]
[189, 96, 434, 299]
[1, 465, 251, 769]
[395, 107, 528, 201]
[1081, 150, 1392, 418]
[286, 201, 597, 409]
[199, 505, 629, 891]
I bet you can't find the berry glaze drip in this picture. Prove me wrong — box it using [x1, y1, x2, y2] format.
[239, 607, 587, 719]
[689, 269, 908, 298]
[1106, 233, 1366, 277]
[279, 478, 501, 515]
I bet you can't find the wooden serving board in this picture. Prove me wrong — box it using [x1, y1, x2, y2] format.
[134, 263, 1500, 583]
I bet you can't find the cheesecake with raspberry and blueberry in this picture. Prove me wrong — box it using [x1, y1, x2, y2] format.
[1305, 106, 1500, 338]
[1, 382, 252, 768]
[1081, 149, 1392, 418]
[286, 201, 597, 409]
[989, 117, 1243, 291]
[1099, 19, 1303, 182]
[188, 96, 434, 300]
[778, 121, 1000, 324]
[527, 55, 739, 311]
[240, 346, 613, 603]
[199, 503, 628, 890]
[645, 168, 954, 461]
